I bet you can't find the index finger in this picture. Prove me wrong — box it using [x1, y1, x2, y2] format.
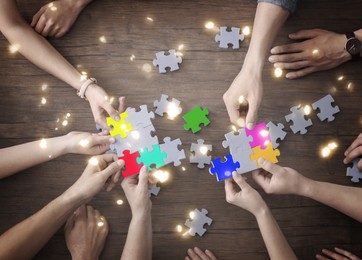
[344, 134, 362, 156]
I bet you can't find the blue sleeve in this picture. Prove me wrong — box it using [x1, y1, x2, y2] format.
[257, 0, 298, 13]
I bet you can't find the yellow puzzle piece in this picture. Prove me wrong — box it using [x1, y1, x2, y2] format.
[106, 112, 132, 138]
[250, 142, 280, 168]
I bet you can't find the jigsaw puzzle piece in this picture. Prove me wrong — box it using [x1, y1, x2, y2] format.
[118, 150, 143, 178]
[149, 184, 161, 197]
[125, 105, 155, 129]
[232, 148, 258, 174]
[153, 49, 182, 73]
[190, 139, 212, 168]
[346, 158, 362, 183]
[245, 122, 271, 149]
[266, 121, 287, 149]
[183, 106, 210, 133]
[137, 144, 167, 170]
[209, 154, 240, 181]
[222, 128, 253, 155]
[285, 106, 312, 135]
[250, 143, 280, 168]
[153, 94, 182, 118]
[106, 112, 132, 138]
[160, 137, 186, 166]
[110, 135, 133, 156]
[184, 208, 213, 237]
[215, 26, 244, 49]
[312, 94, 340, 122]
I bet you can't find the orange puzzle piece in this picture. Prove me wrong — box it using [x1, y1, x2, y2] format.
[250, 142, 280, 168]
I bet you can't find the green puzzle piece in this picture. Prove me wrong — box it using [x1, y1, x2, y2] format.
[183, 106, 210, 133]
[137, 144, 167, 170]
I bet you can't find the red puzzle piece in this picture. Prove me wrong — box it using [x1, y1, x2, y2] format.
[118, 150, 143, 178]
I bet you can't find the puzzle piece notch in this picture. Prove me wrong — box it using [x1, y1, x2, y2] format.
[106, 112, 132, 138]
[184, 208, 213, 237]
[215, 26, 245, 49]
[137, 144, 167, 170]
[149, 184, 161, 197]
[346, 158, 362, 183]
[222, 128, 253, 156]
[153, 94, 182, 118]
[118, 150, 143, 178]
[125, 105, 155, 130]
[153, 49, 182, 73]
[183, 106, 210, 133]
[232, 148, 258, 174]
[250, 143, 280, 168]
[160, 137, 186, 167]
[266, 122, 287, 149]
[190, 139, 212, 168]
[245, 122, 271, 149]
[285, 106, 313, 135]
[312, 94, 340, 122]
[209, 154, 240, 181]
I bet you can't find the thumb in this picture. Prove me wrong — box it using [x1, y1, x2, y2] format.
[138, 166, 150, 190]
[225, 99, 243, 126]
[259, 158, 282, 174]
[91, 135, 115, 146]
[245, 99, 259, 130]
[99, 160, 124, 180]
[118, 96, 126, 113]
[232, 171, 250, 190]
[289, 29, 321, 40]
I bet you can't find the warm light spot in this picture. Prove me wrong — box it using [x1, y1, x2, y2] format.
[176, 51, 184, 57]
[109, 97, 115, 104]
[116, 199, 124, 205]
[89, 157, 99, 166]
[97, 221, 104, 227]
[321, 147, 331, 158]
[48, 155, 52, 158]
[347, 82, 353, 91]
[231, 125, 237, 132]
[50, 6, 57, 11]
[80, 72, 88, 81]
[274, 67, 283, 78]
[312, 49, 319, 55]
[9, 44, 20, 54]
[99, 36, 107, 43]
[131, 130, 140, 140]
[328, 142, 338, 150]
[40, 138, 47, 149]
[238, 95, 245, 104]
[41, 97, 47, 105]
[79, 139, 89, 147]
[48, 2, 54, 7]
[146, 17, 154, 22]
[56, 118, 60, 123]
[104, 96, 109, 101]
[259, 129, 269, 137]
[337, 75, 344, 81]
[153, 170, 169, 183]
[199, 145, 208, 155]
[181, 166, 186, 171]
[66, 113, 71, 118]
[242, 26, 251, 36]
[176, 225, 183, 233]
[189, 211, 195, 220]
[330, 86, 337, 94]
[130, 54, 135, 61]
[62, 120, 68, 126]
[55, 127, 58, 131]
[41, 84, 48, 91]
[178, 44, 185, 50]
[167, 102, 182, 119]
[205, 21, 215, 29]
[142, 63, 152, 73]
[303, 105, 312, 115]
[120, 124, 127, 130]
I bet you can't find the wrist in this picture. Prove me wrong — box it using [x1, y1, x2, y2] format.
[297, 177, 316, 198]
[131, 208, 152, 220]
[242, 52, 265, 73]
[254, 204, 271, 220]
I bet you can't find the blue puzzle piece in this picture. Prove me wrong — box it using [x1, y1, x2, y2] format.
[209, 154, 240, 181]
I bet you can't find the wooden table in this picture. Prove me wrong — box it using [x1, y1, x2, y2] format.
[0, 0, 361, 259]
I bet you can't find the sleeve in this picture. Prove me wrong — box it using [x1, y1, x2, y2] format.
[257, 0, 298, 13]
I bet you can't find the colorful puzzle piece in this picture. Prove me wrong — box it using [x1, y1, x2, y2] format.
[215, 26, 244, 49]
[118, 150, 143, 178]
[209, 154, 240, 181]
[346, 158, 362, 183]
[312, 94, 340, 122]
[190, 139, 212, 168]
[184, 208, 213, 237]
[137, 144, 167, 170]
[183, 106, 210, 133]
[266, 121, 287, 149]
[245, 122, 271, 149]
[250, 143, 280, 168]
[285, 106, 312, 135]
[106, 112, 132, 138]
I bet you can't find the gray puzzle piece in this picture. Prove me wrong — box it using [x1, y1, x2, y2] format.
[312, 94, 340, 122]
[125, 105, 155, 130]
[285, 106, 313, 135]
[215, 26, 245, 49]
[222, 128, 253, 156]
[153, 49, 182, 73]
[232, 148, 258, 174]
[160, 137, 186, 166]
[184, 208, 212, 237]
[266, 121, 287, 149]
[190, 139, 212, 168]
[149, 184, 161, 197]
[346, 158, 362, 183]
[96, 124, 104, 132]
[153, 94, 182, 118]
[110, 135, 133, 156]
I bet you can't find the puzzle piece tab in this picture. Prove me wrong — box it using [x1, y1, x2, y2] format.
[118, 150, 143, 178]
[215, 26, 244, 49]
[266, 121, 287, 149]
[106, 112, 132, 138]
[183, 106, 210, 133]
[153, 94, 182, 119]
[245, 122, 271, 149]
[285, 106, 312, 135]
[184, 208, 213, 237]
[137, 144, 167, 170]
[160, 137, 186, 166]
[209, 154, 240, 181]
[153, 49, 182, 73]
[250, 143, 280, 168]
[149, 184, 161, 197]
[312, 94, 340, 122]
[346, 158, 362, 183]
[222, 128, 253, 156]
[190, 139, 212, 168]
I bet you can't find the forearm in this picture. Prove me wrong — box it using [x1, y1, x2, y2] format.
[301, 179, 362, 222]
[255, 207, 297, 260]
[244, 2, 289, 71]
[0, 190, 81, 259]
[121, 211, 152, 260]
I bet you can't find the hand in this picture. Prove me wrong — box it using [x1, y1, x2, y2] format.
[316, 247, 361, 260]
[223, 68, 263, 129]
[67, 154, 124, 202]
[344, 133, 362, 171]
[64, 131, 115, 155]
[225, 171, 267, 216]
[31, 0, 91, 38]
[121, 166, 154, 216]
[269, 29, 351, 79]
[252, 158, 309, 195]
[185, 247, 217, 260]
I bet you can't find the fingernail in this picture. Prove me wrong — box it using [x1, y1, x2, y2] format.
[247, 123, 254, 130]
[270, 48, 276, 54]
[289, 33, 295, 38]
[268, 56, 275, 62]
[109, 137, 115, 143]
[117, 160, 123, 166]
[285, 73, 291, 79]
[115, 115, 120, 121]
[344, 151, 348, 156]
[258, 158, 265, 165]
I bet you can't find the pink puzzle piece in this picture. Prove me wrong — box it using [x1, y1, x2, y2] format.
[245, 122, 271, 149]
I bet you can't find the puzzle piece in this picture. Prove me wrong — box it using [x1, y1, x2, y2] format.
[160, 137, 186, 166]
[183, 106, 210, 133]
[266, 121, 287, 149]
[245, 122, 271, 149]
[250, 143, 280, 168]
[209, 154, 240, 181]
[285, 106, 312, 134]
[106, 112, 132, 138]
[346, 158, 362, 183]
[153, 49, 182, 73]
[96, 124, 104, 132]
[222, 128, 253, 156]
[232, 148, 258, 174]
[118, 150, 143, 178]
[137, 144, 167, 170]
[184, 208, 213, 237]
[312, 94, 340, 122]
[215, 26, 244, 49]
[190, 139, 212, 168]
[153, 94, 182, 118]
[125, 105, 155, 129]
[149, 184, 161, 197]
